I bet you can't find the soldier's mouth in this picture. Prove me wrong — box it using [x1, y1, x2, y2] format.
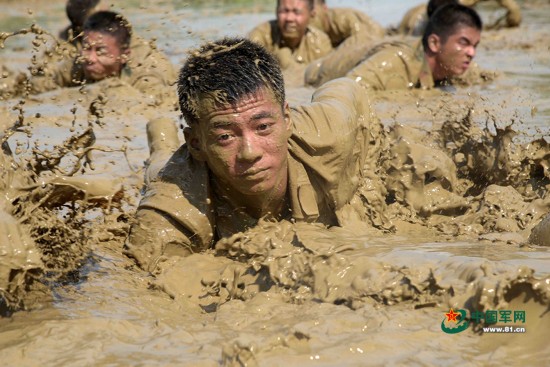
[240, 167, 269, 180]
[283, 24, 298, 33]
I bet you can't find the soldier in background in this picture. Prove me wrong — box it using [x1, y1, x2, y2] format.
[247, 0, 332, 69]
[347, 4, 483, 91]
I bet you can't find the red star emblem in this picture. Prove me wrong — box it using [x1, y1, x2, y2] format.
[445, 308, 460, 323]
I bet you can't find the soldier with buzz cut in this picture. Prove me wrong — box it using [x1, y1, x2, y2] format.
[5, 10, 176, 100]
[124, 37, 385, 272]
[346, 4, 483, 91]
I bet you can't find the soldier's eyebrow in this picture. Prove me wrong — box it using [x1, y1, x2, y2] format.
[250, 111, 276, 121]
[210, 111, 276, 127]
[210, 120, 233, 129]
[460, 36, 480, 48]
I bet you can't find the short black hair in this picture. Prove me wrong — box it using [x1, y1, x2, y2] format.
[426, 0, 457, 18]
[177, 37, 285, 125]
[66, 0, 101, 28]
[83, 10, 132, 49]
[422, 4, 482, 50]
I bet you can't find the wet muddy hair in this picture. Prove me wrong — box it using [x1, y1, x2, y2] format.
[66, 0, 101, 28]
[276, 0, 315, 11]
[422, 4, 483, 50]
[427, 0, 457, 17]
[83, 10, 132, 49]
[422, 4, 482, 50]
[178, 37, 285, 125]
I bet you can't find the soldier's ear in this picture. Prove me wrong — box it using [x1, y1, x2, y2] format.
[283, 102, 292, 137]
[427, 34, 441, 53]
[183, 127, 206, 161]
[121, 48, 130, 64]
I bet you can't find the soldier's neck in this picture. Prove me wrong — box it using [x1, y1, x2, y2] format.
[213, 174, 289, 220]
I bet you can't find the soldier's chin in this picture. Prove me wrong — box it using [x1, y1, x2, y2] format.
[84, 70, 107, 81]
[457, 63, 471, 75]
[282, 30, 300, 40]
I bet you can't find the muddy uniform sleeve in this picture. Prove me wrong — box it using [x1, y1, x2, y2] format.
[125, 147, 214, 272]
[289, 78, 383, 210]
[125, 37, 177, 98]
[329, 8, 385, 48]
[29, 60, 78, 94]
[22, 40, 82, 95]
[304, 9, 385, 87]
[298, 27, 333, 65]
[345, 44, 416, 91]
[124, 208, 194, 272]
[304, 41, 373, 87]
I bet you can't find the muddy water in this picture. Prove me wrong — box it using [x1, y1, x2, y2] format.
[1, 0, 550, 366]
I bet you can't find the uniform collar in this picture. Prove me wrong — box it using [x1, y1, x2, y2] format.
[287, 153, 319, 222]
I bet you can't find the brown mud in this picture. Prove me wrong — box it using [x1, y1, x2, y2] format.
[0, 0, 549, 366]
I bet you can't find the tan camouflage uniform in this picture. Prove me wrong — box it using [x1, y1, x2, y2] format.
[305, 7, 387, 86]
[248, 20, 332, 68]
[124, 78, 384, 272]
[26, 35, 177, 98]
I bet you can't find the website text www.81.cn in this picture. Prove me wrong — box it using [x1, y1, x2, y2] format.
[482, 326, 526, 333]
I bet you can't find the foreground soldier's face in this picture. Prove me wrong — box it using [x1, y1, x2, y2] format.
[81, 31, 128, 81]
[435, 25, 481, 79]
[277, 0, 312, 43]
[190, 87, 292, 200]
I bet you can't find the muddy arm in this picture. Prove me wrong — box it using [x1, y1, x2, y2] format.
[304, 35, 376, 88]
[345, 46, 412, 91]
[124, 208, 195, 273]
[144, 117, 181, 187]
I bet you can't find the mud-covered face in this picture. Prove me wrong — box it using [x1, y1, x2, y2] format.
[81, 31, 128, 81]
[277, 0, 312, 46]
[432, 25, 481, 80]
[189, 87, 292, 201]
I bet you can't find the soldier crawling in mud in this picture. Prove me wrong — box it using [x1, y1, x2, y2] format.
[124, 37, 385, 272]
[247, 0, 332, 69]
[346, 4, 484, 92]
[306, 4, 484, 89]
[3, 10, 175, 100]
